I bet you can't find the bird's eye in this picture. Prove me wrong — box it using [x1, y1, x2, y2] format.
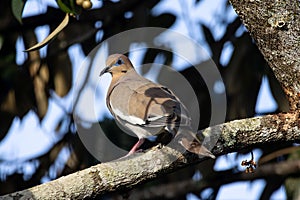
[115, 58, 123, 66]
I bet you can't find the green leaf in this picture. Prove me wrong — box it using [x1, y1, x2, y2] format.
[11, 0, 26, 24]
[56, 0, 81, 14]
[25, 13, 70, 52]
[57, 0, 73, 14]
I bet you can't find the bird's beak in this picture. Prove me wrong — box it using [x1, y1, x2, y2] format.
[100, 66, 110, 76]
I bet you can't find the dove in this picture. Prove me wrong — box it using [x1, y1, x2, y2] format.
[100, 54, 215, 159]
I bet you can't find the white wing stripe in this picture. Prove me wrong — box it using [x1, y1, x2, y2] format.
[111, 105, 145, 125]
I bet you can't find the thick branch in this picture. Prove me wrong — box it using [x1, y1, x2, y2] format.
[229, 0, 300, 110]
[1, 113, 299, 199]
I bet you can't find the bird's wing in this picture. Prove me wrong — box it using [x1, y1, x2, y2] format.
[108, 76, 191, 129]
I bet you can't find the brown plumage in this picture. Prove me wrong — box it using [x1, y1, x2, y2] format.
[100, 54, 215, 158]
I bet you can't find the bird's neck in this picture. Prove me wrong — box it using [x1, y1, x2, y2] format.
[108, 69, 136, 94]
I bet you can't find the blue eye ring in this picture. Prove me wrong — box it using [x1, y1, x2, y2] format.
[115, 58, 124, 66]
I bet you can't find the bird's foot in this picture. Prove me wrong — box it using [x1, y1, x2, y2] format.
[126, 138, 146, 156]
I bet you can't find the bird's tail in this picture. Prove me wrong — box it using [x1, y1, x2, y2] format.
[176, 128, 215, 159]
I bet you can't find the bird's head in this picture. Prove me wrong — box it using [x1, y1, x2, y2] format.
[100, 54, 134, 77]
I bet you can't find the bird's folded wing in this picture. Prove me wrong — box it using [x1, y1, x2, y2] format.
[108, 79, 191, 128]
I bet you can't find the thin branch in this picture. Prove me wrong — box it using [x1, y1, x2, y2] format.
[129, 159, 300, 200]
[0, 0, 156, 33]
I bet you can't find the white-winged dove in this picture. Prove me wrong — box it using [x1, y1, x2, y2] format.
[100, 54, 215, 159]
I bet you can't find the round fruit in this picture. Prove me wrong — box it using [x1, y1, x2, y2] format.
[82, 0, 92, 9]
[76, 0, 84, 6]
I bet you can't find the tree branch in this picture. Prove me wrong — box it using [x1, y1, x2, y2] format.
[129, 159, 300, 200]
[229, 0, 300, 110]
[0, 0, 158, 33]
[1, 113, 299, 199]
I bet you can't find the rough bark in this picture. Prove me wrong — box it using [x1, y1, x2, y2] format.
[229, 0, 300, 110]
[1, 113, 300, 199]
[229, 1, 300, 198]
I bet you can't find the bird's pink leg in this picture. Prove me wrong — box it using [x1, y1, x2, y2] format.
[127, 138, 145, 155]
